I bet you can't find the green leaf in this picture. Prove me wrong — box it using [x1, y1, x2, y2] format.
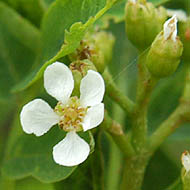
[15, 177, 55, 190]
[12, 0, 116, 93]
[1, 0, 45, 27]
[0, 98, 15, 126]
[2, 126, 94, 183]
[2, 127, 76, 183]
[166, 178, 183, 190]
[96, 1, 125, 29]
[0, 2, 41, 99]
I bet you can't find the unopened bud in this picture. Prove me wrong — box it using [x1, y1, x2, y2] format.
[70, 59, 97, 96]
[163, 15, 177, 42]
[69, 30, 115, 73]
[90, 31, 115, 73]
[125, 0, 167, 50]
[146, 16, 183, 78]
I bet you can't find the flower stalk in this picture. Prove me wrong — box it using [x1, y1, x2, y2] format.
[103, 111, 135, 158]
[132, 51, 157, 153]
[120, 154, 150, 190]
[103, 70, 135, 118]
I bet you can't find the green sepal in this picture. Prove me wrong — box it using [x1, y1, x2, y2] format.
[146, 32, 183, 78]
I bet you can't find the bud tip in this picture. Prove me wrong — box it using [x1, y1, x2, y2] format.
[164, 15, 178, 42]
[181, 151, 190, 173]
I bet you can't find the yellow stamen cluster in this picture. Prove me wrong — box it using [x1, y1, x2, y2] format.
[54, 97, 87, 132]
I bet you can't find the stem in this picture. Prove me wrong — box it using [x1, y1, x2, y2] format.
[148, 105, 187, 152]
[106, 138, 122, 190]
[182, 66, 190, 101]
[120, 51, 156, 189]
[132, 51, 157, 152]
[103, 111, 135, 158]
[120, 154, 150, 190]
[103, 70, 135, 117]
[106, 76, 127, 190]
[91, 130, 105, 190]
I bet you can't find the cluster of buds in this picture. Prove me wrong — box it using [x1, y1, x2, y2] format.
[125, 0, 167, 50]
[69, 30, 115, 73]
[125, 1, 190, 77]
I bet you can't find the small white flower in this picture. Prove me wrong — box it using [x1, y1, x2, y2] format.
[20, 62, 105, 166]
[167, 9, 187, 22]
[164, 15, 178, 42]
[181, 151, 190, 173]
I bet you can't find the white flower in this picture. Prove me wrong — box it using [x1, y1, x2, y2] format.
[164, 15, 178, 42]
[20, 62, 105, 166]
[167, 9, 187, 22]
[182, 151, 190, 173]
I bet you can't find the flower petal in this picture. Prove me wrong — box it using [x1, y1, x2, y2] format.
[20, 99, 59, 136]
[164, 15, 178, 42]
[181, 151, 190, 172]
[80, 70, 105, 107]
[44, 62, 74, 103]
[53, 131, 90, 166]
[82, 103, 104, 131]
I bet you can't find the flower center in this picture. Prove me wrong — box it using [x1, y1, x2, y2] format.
[54, 97, 87, 132]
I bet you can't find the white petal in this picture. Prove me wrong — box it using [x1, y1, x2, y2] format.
[44, 62, 74, 103]
[167, 9, 187, 22]
[20, 99, 59, 136]
[164, 15, 178, 42]
[53, 131, 90, 166]
[181, 151, 190, 172]
[80, 70, 105, 107]
[82, 103, 104, 131]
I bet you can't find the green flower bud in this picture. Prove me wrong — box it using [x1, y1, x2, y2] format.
[125, 0, 167, 50]
[90, 31, 115, 73]
[146, 16, 183, 78]
[69, 30, 115, 73]
[70, 59, 97, 96]
[178, 18, 190, 62]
